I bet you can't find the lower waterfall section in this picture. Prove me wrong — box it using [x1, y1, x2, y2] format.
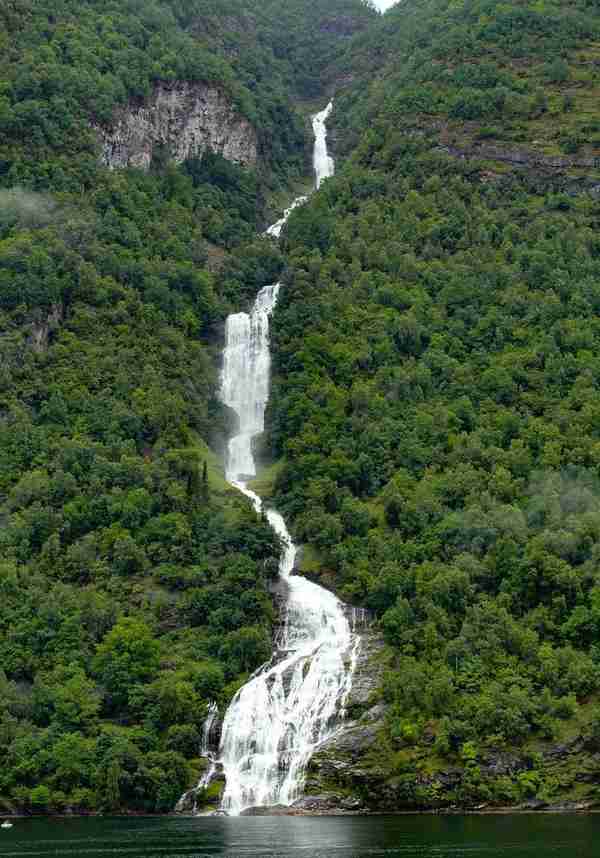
[213, 103, 360, 816]
[218, 500, 359, 816]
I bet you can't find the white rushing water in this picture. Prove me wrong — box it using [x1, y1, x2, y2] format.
[197, 702, 219, 792]
[265, 197, 308, 240]
[312, 102, 335, 190]
[217, 103, 360, 817]
[175, 701, 219, 813]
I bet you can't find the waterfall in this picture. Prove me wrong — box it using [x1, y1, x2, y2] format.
[196, 702, 219, 792]
[264, 103, 333, 238]
[221, 283, 280, 481]
[216, 103, 359, 817]
[265, 198, 307, 239]
[312, 102, 335, 189]
[175, 701, 219, 813]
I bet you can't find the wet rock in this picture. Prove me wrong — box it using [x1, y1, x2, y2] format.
[291, 794, 344, 812]
[95, 81, 258, 170]
[364, 703, 387, 721]
[343, 627, 386, 718]
[240, 804, 296, 816]
[520, 799, 548, 811]
[175, 789, 197, 814]
[175, 765, 225, 814]
[546, 800, 595, 812]
[339, 796, 364, 810]
[344, 605, 374, 632]
[298, 628, 389, 810]
[318, 722, 381, 767]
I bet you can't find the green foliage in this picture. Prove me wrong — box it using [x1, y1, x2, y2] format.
[0, 0, 364, 813]
[264, 0, 600, 809]
[93, 618, 160, 710]
[5, 0, 600, 816]
[0, 0, 311, 190]
[333, 0, 600, 160]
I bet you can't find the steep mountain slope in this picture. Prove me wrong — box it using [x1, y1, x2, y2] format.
[0, 0, 375, 815]
[334, 0, 600, 164]
[0, 0, 304, 195]
[266, 0, 600, 811]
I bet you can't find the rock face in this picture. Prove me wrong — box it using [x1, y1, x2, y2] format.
[319, 15, 366, 36]
[95, 82, 258, 170]
[299, 626, 389, 813]
[28, 304, 63, 353]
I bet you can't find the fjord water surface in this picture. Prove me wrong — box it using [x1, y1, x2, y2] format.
[217, 104, 361, 815]
[0, 815, 597, 857]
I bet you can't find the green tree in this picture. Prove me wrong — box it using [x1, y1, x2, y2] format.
[93, 618, 160, 710]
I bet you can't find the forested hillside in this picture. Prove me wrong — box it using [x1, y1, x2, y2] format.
[0, 0, 374, 815]
[334, 0, 600, 162]
[6, 0, 600, 818]
[267, 0, 600, 809]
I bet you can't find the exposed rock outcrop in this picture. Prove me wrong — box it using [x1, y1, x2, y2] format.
[95, 82, 258, 170]
[304, 700, 600, 814]
[27, 304, 63, 353]
[319, 16, 367, 36]
[436, 141, 600, 171]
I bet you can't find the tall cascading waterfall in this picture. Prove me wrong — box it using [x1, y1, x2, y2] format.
[216, 103, 360, 817]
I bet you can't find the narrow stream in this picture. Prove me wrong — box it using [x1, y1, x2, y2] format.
[215, 103, 360, 816]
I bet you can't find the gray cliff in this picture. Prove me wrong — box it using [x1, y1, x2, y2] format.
[95, 82, 258, 170]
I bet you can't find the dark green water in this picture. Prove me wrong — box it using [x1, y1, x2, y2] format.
[0, 815, 596, 857]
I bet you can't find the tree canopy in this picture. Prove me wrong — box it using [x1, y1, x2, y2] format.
[264, 0, 600, 809]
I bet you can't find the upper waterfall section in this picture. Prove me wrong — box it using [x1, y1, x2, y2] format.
[266, 101, 335, 239]
[313, 102, 335, 188]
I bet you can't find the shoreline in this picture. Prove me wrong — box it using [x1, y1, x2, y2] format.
[2, 805, 599, 820]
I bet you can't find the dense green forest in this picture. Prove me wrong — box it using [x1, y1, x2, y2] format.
[266, 0, 600, 808]
[0, 0, 374, 195]
[333, 0, 600, 160]
[0, 0, 374, 814]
